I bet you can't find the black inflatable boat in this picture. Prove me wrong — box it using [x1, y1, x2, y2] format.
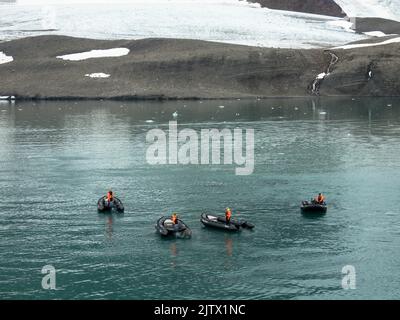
[200, 213, 254, 231]
[97, 196, 124, 213]
[300, 200, 327, 214]
[155, 216, 192, 238]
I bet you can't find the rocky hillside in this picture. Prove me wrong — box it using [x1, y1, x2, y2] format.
[0, 36, 399, 99]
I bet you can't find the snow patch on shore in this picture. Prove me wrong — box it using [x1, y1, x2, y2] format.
[85, 73, 110, 78]
[364, 31, 387, 37]
[333, 36, 400, 50]
[0, 52, 13, 65]
[57, 48, 129, 61]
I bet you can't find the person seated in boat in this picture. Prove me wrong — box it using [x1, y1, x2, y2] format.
[225, 207, 232, 225]
[314, 193, 325, 204]
[105, 190, 114, 205]
[171, 213, 178, 225]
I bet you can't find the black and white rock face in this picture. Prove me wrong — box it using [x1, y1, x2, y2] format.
[248, 0, 346, 17]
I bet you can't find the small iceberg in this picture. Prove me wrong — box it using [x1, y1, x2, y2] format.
[0, 96, 15, 100]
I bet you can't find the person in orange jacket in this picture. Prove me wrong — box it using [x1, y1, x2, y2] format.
[104, 190, 115, 207]
[171, 213, 178, 225]
[106, 190, 114, 202]
[225, 207, 232, 225]
[315, 193, 325, 204]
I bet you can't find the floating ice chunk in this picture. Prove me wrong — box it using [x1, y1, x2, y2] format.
[316, 72, 326, 80]
[85, 73, 110, 78]
[0, 96, 15, 100]
[57, 48, 129, 61]
[332, 37, 400, 50]
[0, 52, 13, 65]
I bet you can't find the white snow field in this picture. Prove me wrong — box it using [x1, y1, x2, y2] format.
[0, 0, 369, 49]
[334, 0, 400, 22]
[57, 48, 130, 61]
[0, 51, 13, 64]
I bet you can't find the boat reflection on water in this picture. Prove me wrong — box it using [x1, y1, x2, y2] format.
[225, 236, 233, 257]
[105, 215, 113, 241]
[170, 242, 178, 269]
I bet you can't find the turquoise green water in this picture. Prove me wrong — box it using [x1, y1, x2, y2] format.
[0, 97, 399, 299]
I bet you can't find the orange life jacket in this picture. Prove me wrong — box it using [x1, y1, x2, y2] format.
[107, 192, 113, 202]
[171, 216, 178, 224]
[226, 210, 232, 220]
[316, 195, 325, 203]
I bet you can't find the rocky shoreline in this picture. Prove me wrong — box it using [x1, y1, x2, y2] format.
[0, 35, 399, 100]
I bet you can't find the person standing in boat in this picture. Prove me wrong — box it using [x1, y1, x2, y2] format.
[315, 193, 325, 204]
[225, 207, 232, 225]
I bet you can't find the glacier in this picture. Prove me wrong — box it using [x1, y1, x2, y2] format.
[0, 0, 370, 48]
[333, 0, 400, 22]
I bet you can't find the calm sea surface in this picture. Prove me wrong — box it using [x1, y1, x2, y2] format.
[0, 97, 399, 299]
